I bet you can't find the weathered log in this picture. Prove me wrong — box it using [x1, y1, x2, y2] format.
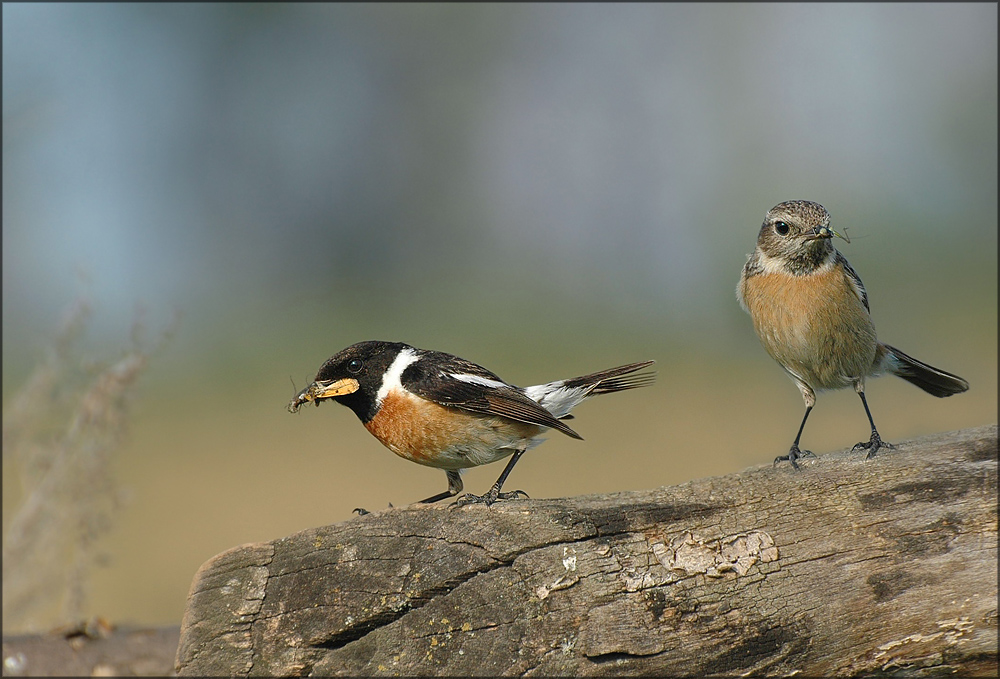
[176, 425, 997, 677]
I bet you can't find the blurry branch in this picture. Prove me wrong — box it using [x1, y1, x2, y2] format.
[2, 297, 92, 472]
[2, 295, 176, 633]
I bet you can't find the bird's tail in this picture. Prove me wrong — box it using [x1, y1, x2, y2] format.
[524, 361, 656, 419]
[884, 344, 969, 397]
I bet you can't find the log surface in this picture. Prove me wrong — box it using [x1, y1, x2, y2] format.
[176, 425, 998, 676]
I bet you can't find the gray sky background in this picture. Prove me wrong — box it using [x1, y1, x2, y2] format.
[4, 3, 996, 364]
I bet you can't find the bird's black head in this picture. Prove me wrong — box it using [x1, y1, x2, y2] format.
[288, 340, 412, 422]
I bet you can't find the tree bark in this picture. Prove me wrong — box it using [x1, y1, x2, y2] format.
[175, 424, 998, 677]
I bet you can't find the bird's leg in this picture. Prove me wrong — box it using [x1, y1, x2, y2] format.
[354, 471, 463, 515]
[418, 470, 464, 504]
[851, 391, 895, 458]
[774, 406, 816, 470]
[452, 449, 529, 507]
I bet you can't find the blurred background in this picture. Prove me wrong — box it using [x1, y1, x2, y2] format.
[3, 3, 996, 633]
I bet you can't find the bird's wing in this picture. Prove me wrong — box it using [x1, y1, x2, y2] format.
[836, 251, 870, 312]
[401, 355, 582, 439]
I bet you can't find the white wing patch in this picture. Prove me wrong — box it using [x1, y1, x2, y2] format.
[453, 371, 588, 420]
[376, 347, 420, 405]
[449, 373, 508, 389]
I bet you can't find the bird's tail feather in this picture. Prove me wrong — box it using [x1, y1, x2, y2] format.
[563, 361, 657, 394]
[525, 361, 655, 419]
[884, 344, 968, 397]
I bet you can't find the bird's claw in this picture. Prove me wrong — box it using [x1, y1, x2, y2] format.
[852, 432, 895, 459]
[773, 445, 814, 470]
[451, 489, 528, 508]
[353, 502, 393, 516]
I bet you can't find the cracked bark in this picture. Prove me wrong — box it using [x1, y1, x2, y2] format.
[175, 425, 998, 677]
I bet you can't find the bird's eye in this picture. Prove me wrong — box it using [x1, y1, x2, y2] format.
[347, 359, 363, 374]
[774, 221, 790, 236]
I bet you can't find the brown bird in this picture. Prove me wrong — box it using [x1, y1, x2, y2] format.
[737, 200, 969, 468]
[289, 340, 655, 505]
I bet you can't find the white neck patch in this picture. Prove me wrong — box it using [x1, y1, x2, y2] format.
[755, 246, 837, 276]
[754, 248, 789, 275]
[376, 347, 420, 404]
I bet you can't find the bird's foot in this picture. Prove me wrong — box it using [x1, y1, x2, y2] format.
[353, 502, 393, 516]
[773, 445, 815, 470]
[451, 488, 529, 508]
[852, 431, 895, 459]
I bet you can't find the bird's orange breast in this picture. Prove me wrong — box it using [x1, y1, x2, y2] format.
[740, 263, 878, 388]
[364, 390, 455, 463]
[364, 389, 543, 469]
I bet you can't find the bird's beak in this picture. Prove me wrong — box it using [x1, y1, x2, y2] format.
[809, 225, 849, 243]
[287, 378, 360, 413]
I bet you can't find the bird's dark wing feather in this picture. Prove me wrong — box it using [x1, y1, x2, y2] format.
[836, 252, 870, 312]
[401, 355, 582, 438]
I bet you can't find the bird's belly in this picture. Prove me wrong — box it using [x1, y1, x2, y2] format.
[364, 391, 545, 470]
[748, 271, 878, 390]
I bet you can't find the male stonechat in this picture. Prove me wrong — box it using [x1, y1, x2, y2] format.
[289, 341, 655, 505]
